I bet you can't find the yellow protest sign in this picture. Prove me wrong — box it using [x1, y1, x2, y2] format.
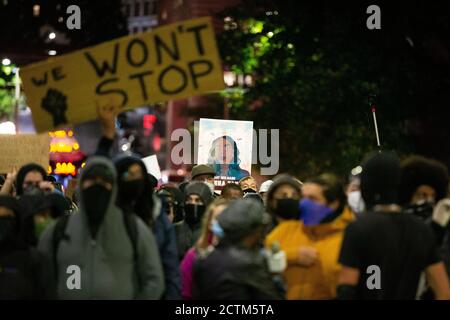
[21, 17, 225, 132]
[0, 134, 50, 173]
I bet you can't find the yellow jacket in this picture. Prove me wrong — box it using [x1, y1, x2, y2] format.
[265, 207, 354, 300]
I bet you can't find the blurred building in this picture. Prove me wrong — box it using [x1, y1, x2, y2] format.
[122, 0, 159, 33]
[156, 0, 242, 173]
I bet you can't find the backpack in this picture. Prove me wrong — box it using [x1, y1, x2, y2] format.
[51, 212, 141, 289]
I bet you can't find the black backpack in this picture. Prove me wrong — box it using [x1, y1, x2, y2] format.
[51, 212, 141, 288]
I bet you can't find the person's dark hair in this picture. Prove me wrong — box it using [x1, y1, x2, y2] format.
[179, 181, 189, 194]
[306, 173, 346, 219]
[360, 151, 401, 210]
[222, 183, 243, 196]
[399, 155, 449, 205]
[158, 183, 184, 222]
[15, 163, 47, 196]
[207, 135, 241, 165]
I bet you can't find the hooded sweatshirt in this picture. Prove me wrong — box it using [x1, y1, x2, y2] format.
[175, 181, 213, 260]
[15, 163, 47, 196]
[114, 155, 181, 300]
[0, 196, 55, 299]
[37, 157, 164, 299]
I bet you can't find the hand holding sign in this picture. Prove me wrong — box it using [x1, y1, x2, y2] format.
[96, 100, 119, 139]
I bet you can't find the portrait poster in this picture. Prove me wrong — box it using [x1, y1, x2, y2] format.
[197, 118, 253, 190]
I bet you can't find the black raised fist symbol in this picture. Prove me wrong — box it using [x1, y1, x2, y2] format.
[41, 88, 68, 128]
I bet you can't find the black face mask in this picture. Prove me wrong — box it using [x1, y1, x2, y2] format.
[243, 188, 257, 194]
[82, 185, 112, 238]
[119, 179, 145, 203]
[274, 198, 299, 220]
[404, 202, 434, 220]
[184, 203, 206, 226]
[23, 185, 44, 196]
[0, 216, 16, 245]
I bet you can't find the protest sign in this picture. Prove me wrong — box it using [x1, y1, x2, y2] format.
[0, 134, 50, 173]
[142, 154, 162, 180]
[21, 17, 225, 132]
[197, 118, 253, 190]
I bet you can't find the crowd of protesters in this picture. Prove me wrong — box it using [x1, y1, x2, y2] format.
[1, 107, 450, 300]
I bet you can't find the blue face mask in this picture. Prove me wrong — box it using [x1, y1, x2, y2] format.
[211, 219, 225, 239]
[299, 199, 334, 226]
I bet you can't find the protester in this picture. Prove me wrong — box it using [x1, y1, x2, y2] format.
[0, 196, 55, 299]
[221, 183, 243, 200]
[114, 155, 181, 299]
[190, 164, 216, 194]
[15, 164, 57, 196]
[95, 105, 180, 299]
[239, 176, 258, 195]
[1, 164, 59, 198]
[266, 174, 302, 223]
[346, 174, 365, 216]
[399, 156, 449, 242]
[180, 198, 229, 300]
[337, 152, 450, 300]
[157, 184, 185, 223]
[399, 156, 448, 209]
[265, 173, 354, 299]
[175, 181, 213, 261]
[38, 157, 164, 299]
[192, 198, 283, 300]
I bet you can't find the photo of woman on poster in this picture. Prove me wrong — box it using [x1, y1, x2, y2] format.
[207, 135, 250, 180]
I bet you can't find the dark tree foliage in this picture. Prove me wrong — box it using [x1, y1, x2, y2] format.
[217, 0, 450, 178]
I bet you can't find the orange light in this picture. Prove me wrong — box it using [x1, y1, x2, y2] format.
[54, 162, 76, 175]
[47, 165, 52, 174]
[68, 130, 74, 137]
[73, 142, 79, 150]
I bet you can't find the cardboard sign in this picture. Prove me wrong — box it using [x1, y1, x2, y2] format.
[197, 118, 253, 190]
[142, 155, 162, 180]
[21, 17, 225, 132]
[0, 134, 50, 173]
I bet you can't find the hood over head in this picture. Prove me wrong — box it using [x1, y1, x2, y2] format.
[78, 156, 117, 219]
[184, 181, 213, 207]
[15, 163, 47, 196]
[113, 154, 155, 225]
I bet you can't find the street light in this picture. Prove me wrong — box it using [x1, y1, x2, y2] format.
[48, 50, 57, 56]
[2, 58, 11, 66]
[49, 32, 56, 40]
